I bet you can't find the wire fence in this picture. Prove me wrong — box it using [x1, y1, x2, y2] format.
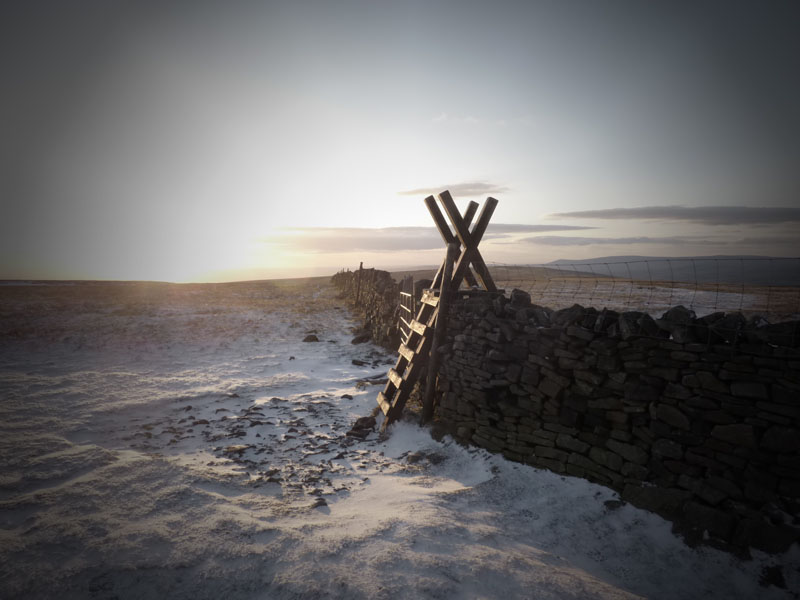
[486, 257, 800, 322]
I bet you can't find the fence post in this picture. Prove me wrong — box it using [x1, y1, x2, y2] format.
[421, 242, 458, 424]
[355, 261, 363, 303]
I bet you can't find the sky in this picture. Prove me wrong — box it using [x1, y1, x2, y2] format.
[1, 0, 799, 282]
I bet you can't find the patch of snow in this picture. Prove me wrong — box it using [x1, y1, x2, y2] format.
[1, 281, 796, 599]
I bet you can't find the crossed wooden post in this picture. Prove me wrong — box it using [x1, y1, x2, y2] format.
[425, 190, 498, 294]
[377, 191, 498, 429]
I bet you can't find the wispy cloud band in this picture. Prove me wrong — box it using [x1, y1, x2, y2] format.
[398, 182, 509, 197]
[521, 235, 799, 247]
[549, 205, 800, 226]
[265, 224, 594, 253]
[521, 236, 714, 247]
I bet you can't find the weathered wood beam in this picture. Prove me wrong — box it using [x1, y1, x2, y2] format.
[438, 192, 498, 292]
[426, 193, 479, 288]
[421, 242, 458, 424]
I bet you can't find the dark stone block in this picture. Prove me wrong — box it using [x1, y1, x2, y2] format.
[581, 309, 599, 330]
[683, 502, 735, 541]
[622, 484, 691, 517]
[712, 424, 756, 448]
[552, 304, 587, 327]
[685, 395, 719, 410]
[730, 381, 768, 400]
[534, 445, 569, 462]
[656, 404, 691, 431]
[653, 438, 684, 459]
[657, 305, 697, 343]
[510, 288, 532, 308]
[593, 308, 619, 334]
[596, 355, 621, 372]
[590, 446, 623, 471]
[706, 476, 742, 500]
[693, 312, 725, 344]
[589, 336, 619, 356]
[556, 433, 590, 453]
[663, 460, 700, 476]
[695, 371, 728, 393]
[529, 305, 552, 327]
[709, 313, 747, 345]
[624, 381, 661, 405]
[567, 325, 595, 342]
[699, 410, 737, 425]
[761, 426, 800, 453]
[606, 439, 649, 465]
[621, 461, 649, 479]
[762, 321, 800, 348]
[734, 519, 800, 553]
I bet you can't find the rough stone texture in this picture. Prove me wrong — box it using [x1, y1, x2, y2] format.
[761, 426, 800, 453]
[331, 268, 405, 349]
[711, 424, 756, 448]
[433, 291, 800, 555]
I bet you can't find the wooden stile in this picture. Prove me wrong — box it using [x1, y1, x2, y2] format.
[377, 191, 499, 430]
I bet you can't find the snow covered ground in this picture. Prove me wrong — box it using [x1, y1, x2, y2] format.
[1, 279, 797, 599]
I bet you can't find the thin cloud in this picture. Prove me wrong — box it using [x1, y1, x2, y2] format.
[398, 182, 509, 197]
[431, 112, 480, 125]
[489, 224, 595, 233]
[431, 113, 534, 128]
[548, 205, 800, 225]
[520, 236, 720, 247]
[264, 227, 442, 253]
[264, 224, 597, 253]
[734, 236, 800, 246]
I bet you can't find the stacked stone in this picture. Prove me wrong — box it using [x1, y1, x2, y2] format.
[436, 290, 800, 553]
[330, 268, 402, 349]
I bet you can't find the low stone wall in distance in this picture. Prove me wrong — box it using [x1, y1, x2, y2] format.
[330, 268, 402, 349]
[435, 290, 800, 554]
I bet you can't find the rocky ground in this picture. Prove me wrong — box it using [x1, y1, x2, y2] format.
[1, 279, 797, 599]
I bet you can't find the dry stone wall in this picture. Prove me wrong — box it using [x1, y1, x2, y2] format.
[330, 267, 800, 553]
[435, 290, 800, 554]
[330, 268, 405, 349]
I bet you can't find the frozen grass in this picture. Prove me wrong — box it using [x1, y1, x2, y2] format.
[1, 279, 797, 599]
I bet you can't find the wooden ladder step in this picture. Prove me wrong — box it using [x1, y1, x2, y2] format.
[421, 289, 439, 307]
[377, 391, 392, 414]
[398, 343, 415, 362]
[387, 368, 404, 389]
[409, 319, 428, 335]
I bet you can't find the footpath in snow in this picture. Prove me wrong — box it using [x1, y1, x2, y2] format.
[0, 279, 796, 599]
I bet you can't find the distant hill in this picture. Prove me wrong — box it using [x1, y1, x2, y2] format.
[546, 255, 800, 286]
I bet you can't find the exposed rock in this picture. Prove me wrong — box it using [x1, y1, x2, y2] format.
[657, 305, 696, 343]
[709, 313, 746, 344]
[606, 439, 648, 465]
[593, 309, 619, 334]
[711, 424, 756, 448]
[760, 565, 786, 590]
[622, 484, 690, 517]
[530, 305, 552, 326]
[346, 415, 376, 440]
[223, 444, 252, 456]
[302, 334, 320, 342]
[552, 304, 586, 327]
[683, 501, 736, 541]
[509, 288, 531, 308]
[761, 426, 800, 453]
[351, 332, 371, 344]
[730, 381, 768, 400]
[617, 311, 661, 339]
